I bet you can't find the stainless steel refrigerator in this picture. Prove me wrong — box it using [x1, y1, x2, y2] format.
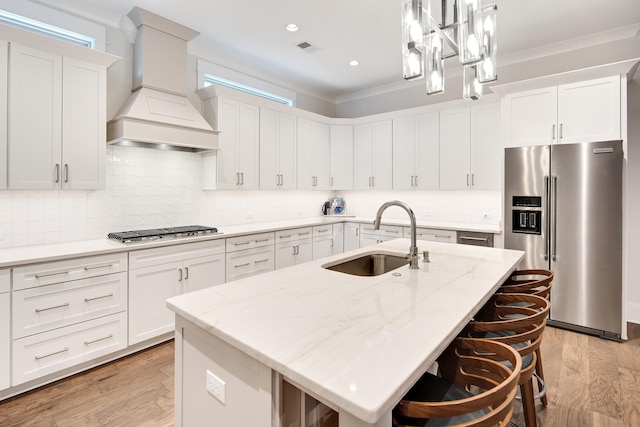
[504, 140, 623, 339]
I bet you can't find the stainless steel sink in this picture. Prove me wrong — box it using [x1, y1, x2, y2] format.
[322, 252, 409, 276]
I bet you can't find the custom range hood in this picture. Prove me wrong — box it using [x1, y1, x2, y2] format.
[107, 7, 218, 152]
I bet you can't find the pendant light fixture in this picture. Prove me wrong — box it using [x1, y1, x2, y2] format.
[401, 0, 497, 99]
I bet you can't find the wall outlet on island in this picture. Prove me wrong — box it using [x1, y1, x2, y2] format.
[206, 370, 226, 404]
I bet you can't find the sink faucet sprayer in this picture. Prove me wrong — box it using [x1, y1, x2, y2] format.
[373, 200, 419, 269]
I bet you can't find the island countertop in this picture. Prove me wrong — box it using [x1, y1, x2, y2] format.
[167, 238, 524, 424]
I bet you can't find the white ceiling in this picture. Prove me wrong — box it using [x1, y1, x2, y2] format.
[34, 0, 640, 100]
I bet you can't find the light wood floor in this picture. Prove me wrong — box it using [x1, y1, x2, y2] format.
[1, 325, 640, 427]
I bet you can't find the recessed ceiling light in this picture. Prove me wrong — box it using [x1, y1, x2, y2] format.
[285, 23, 299, 32]
[349, 60, 360, 66]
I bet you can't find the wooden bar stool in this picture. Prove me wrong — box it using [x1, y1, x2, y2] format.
[393, 337, 522, 427]
[499, 269, 553, 406]
[461, 293, 549, 427]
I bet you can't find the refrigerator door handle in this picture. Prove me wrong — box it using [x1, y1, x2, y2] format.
[544, 175, 550, 261]
[552, 175, 558, 261]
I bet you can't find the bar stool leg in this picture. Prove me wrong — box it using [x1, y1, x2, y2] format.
[535, 348, 548, 406]
[521, 380, 538, 427]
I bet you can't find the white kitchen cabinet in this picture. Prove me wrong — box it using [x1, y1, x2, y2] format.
[226, 233, 275, 281]
[297, 118, 331, 190]
[0, 269, 9, 391]
[128, 240, 225, 345]
[10, 254, 128, 385]
[439, 104, 501, 190]
[0, 40, 7, 190]
[260, 108, 297, 189]
[359, 224, 403, 248]
[8, 43, 107, 190]
[393, 112, 439, 190]
[404, 227, 456, 244]
[354, 120, 393, 190]
[202, 95, 259, 189]
[343, 222, 360, 252]
[312, 224, 344, 260]
[330, 124, 354, 190]
[503, 76, 621, 147]
[275, 228, 313, 269]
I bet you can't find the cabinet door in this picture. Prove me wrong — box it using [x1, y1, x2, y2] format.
[393, 116, 416, 190]
[237, 102, 260, 189]
[414, 112, 440, 190]
[215, 97, 241, 189]
[470, 103, 501, 190]
[313, 236, 333, 260]
[275, 242, 296, 270]
[503, 86, 557, 147]
[314, 122, 331, 189]
[62, 57, 106, 189]
[343, 223, 360, 252]
[278, 112, 297, 189]
[297, 118, 314, 189]
[296, 239, 313, 264]
[9, 43, 62, 189]
[128, 261, 182, 345]
[330, 125, 354, 190]
[371, 120, 393, 190]
[557, 76, 621, 144]
[259, 108, 280, 189]
[0, 40, 7, 190]
[297, 119, 330, 190]
[353, 124, 373, 190]
[440, 107, 471, 190]
[332, 223, 344, 255]
[0, 292, 9, 390]
[183, 254, 226, 293]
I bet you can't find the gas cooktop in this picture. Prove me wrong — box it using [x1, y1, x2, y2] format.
[108, 225, 219, 244]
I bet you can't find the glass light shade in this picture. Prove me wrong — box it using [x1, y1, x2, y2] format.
[426, 33, 444, 95]
[477, 4, 497, 83]
[402, 0, 424, 80]
[457, 0, 483, 65]
[463, 65, 483, 100]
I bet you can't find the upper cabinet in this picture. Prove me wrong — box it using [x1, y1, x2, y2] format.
[393, 112, 439, 190]
[0, 40, 7, 190]
[8, 43, 107, 190]
[202, 96, 259, 190]
[329, 124, 354, 190]
[354, 120, 392, 190]
[260, 108, 296, 190]
[297, 118, 330, 190]
[440, 103, 501, 191]
[503, 76, 621, 147]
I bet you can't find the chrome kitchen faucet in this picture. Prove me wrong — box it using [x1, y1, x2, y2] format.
[373, 201, 419, 269]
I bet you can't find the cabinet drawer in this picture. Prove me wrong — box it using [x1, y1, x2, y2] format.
[276, 227, 312, 243]
[457, 231, 494, 247]
[226, 246, 275, 282]
[13, 253, 127, 291]
[13, 272, 127, 339]
[0, 269, 8, 293]
[12, 311, 127, 385]
[129, 239, 225, 270]
[312, 225, 332, 238]
[226, 232, 274, 252]
[359, 224, 403, 237]
[404, 227, 456, 243]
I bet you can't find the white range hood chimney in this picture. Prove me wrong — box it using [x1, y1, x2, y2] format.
[107, 7, 218, 151]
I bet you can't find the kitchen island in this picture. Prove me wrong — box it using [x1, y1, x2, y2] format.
[167, 238, 524, 427]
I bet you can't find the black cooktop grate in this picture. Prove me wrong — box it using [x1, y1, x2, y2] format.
[108, 225, 219, 243]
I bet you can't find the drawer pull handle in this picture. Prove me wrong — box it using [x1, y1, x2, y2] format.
[388, 230, 400, 234]
[459, 236, 489, 242]
[317, 229, 329, 233]
[35, 302, 70, 313]
[234, 263, 250, 268]
[255, 258, 269, 263]
[255, 238, 270, 243]
[435, 235, 451, 239]
[280, 234, 292, 239]
[35, 270, 69, 279]
[235, 241, 250, 246]
[84, 293, 114, 302]
[35, 347, 69, 360]
[84, 264, 114, 271]
[299, 232, 310, 236]
[85, 334, 113, 345]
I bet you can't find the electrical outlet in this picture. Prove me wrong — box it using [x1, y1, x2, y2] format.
[206, 370, 226, 404]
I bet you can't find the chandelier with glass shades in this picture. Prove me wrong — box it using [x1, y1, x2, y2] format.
[402, 0, 497, 100]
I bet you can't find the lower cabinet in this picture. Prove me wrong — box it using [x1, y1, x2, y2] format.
[359, 224, 403, 248]
[275, 228, 313, 269]
[282, 380, 338, 427]
[226, 233, 275, 281]
[404, 226, 456, 244]
[0, 269, 9, 391]
[343, 222, 360, 252]
[128, 240, 226, 346]
[312, 224, 344, 260]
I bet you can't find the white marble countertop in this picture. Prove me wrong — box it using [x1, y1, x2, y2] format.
[167, 238, 524, 424]
[0, 217, 500, 269]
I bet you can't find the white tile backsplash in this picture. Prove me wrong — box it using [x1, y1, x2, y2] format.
[0, 145, 501, 249]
